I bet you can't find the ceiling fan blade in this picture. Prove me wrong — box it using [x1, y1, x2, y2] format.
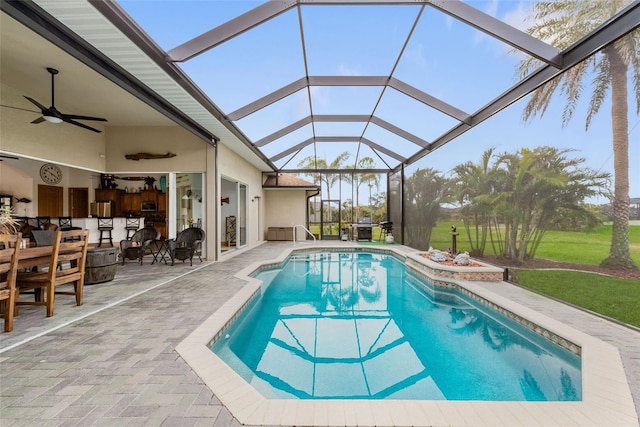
[63, 117, 102, 133]
[24, 68, 108, 133]
[62, 113, 108, 122]
[0, 104, 40, 114]
[24, 96, 47, 111]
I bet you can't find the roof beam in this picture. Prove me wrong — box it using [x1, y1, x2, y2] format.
[315, 136, 361, 142]
[389, 78, 470, 124]
[361, 138, 407, 162]
[167, 1, 295, 62]
[300, 0, 562, 67]
[370, 116, 430, 148]
[427, 0, 563, 68]
[281, 168, 391, 174]
[307, 76, 389, 86]
[395, 1, 640, 173]
[270, 138, 314, 162]
[256, 114, 430, 150]
[255, 114, 375, 147]
[270, 134, 408, 164]
[254, 116, 312, 147]
[314, 114, 371, 122]
[227, 77, 307, 121]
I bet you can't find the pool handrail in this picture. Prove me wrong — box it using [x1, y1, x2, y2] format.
[292, 224, 316, 245]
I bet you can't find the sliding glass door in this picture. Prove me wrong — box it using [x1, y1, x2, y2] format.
[239, 184, 247, 247]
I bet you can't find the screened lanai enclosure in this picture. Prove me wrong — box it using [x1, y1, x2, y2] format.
[111, 0, 637, 255]
[5, 1, 638, 258]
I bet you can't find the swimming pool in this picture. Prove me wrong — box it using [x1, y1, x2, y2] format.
[210, 250, 581, 401]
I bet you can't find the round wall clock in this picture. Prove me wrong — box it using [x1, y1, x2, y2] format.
[40, 163, 63, 185]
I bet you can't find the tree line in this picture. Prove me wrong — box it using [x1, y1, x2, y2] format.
[405, 146, 610, 263]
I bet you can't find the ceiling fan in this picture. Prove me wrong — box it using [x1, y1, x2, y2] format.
[23, 67, 108, 133]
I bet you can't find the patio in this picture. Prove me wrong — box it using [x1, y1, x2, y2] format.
[1, 241, 639, 426]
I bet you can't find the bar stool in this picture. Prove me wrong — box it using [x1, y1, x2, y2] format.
[36, 216, 51, 229]
[97, 217, 114, 247]
[58, 216, 82, 241]
[58, 216, 80, 231]
[125, 217, 141, 240]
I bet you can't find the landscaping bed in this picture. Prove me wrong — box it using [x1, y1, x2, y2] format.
[477, 255, 640, 280]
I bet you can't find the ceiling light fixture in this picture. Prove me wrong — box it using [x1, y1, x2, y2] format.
[43, 114, 62, 124]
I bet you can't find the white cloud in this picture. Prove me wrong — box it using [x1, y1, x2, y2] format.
[403, 42, 428, 69]
[308, 85, 329, 110]
[338, 64, 361, 76]
[472, 0, 499, 45]
[293, 89, 311, 121]
[502, 1, 531, 33]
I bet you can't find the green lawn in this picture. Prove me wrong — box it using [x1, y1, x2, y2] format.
[515, 269, 640, 328]
[429, 222, 640, 266]
[411, 222, 640, 327]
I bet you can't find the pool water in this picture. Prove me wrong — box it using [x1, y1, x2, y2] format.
[211, 251, 581, 401]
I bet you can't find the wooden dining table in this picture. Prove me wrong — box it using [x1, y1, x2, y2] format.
[17, 246, 54, 270]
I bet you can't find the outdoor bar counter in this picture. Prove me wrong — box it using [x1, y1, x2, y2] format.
[18, 216, 168, 245]
[65, 217, 129, 245]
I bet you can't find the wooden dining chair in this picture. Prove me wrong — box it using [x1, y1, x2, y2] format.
[0, 233, 21, 332]
[16, 229, 89, 317]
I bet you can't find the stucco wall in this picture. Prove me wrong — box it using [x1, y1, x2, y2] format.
[106, 126, 207, 173]
[218, 143, 263, 248]
[264, 190, 308, 241]
[0, 162, 35, 217]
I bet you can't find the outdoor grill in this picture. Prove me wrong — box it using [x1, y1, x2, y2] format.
[353, 218, 373, 241]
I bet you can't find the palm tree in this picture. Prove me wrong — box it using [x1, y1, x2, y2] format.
[297, 152, 351, 202]
[404, 167, 448, 250]
[494, 146, 608, 262]
[352, 157, 379, 220]
[451, 148, 502, 256]
[297, 151, 351, 225]
[517, 0, 639, 271]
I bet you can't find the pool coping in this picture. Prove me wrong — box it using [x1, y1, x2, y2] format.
[176, 245, 639, 426]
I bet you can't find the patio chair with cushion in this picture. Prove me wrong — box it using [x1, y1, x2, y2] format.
[0, 233, 21, 332]
[16, 229, 89, 318]
[119, 227, 160, 265]
[167, 227, 205, 266]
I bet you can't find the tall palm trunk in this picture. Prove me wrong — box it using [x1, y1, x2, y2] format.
[601, 45, 636, 270]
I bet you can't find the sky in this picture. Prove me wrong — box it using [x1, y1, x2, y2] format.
[118, 0, 639, 204]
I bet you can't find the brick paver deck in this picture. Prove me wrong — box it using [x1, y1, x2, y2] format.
[1, 242, 638, 426]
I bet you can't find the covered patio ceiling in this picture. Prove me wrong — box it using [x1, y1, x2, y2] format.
[2, 1, 639, 175]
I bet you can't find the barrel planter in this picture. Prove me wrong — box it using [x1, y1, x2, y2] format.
[85, 247, 118, 285]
